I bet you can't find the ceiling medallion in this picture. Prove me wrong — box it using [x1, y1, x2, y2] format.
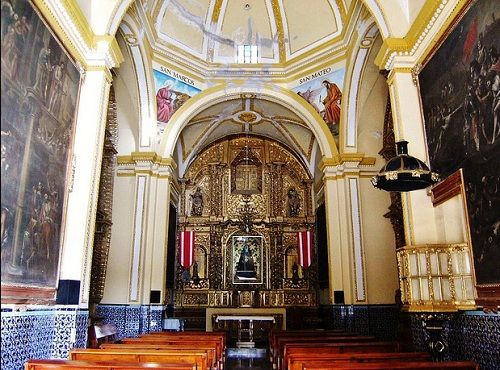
[233, 110, 262, 124]
[239, 112, 257, 123]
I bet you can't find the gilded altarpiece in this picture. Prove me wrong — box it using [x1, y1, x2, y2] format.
[175, 136, 316, 307]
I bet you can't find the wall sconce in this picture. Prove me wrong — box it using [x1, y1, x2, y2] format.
[371, 141, 439, 192]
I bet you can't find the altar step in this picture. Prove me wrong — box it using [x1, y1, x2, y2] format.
[226, 347, 268, 359]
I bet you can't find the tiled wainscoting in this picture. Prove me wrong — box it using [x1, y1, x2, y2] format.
[411, 310, 500, 370]
[95, 304, 163, 339]
[319, 304, 400, 341]
[1, 307, 88, 370]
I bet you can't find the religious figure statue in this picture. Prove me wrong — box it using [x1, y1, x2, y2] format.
[287, 187, 300, 217]
[191, 261, 200, 283]
[291, 262, 300, 284]
[190, 187, 203, 216]
[235, 244, 256, 279]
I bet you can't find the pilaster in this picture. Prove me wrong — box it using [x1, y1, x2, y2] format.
[386, 69, 438, 245]
[59, 67, 112, 306]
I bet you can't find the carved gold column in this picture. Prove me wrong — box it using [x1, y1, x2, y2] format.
[302, 179, 314, 219]
[178, 178, 188, 218]
[270, 162, 285, 219]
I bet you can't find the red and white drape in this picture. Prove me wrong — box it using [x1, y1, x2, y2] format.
[179, 231, 195, 268]
[297, 231, 313, 268]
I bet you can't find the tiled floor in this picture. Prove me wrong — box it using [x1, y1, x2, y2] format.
[225, 357, 273, 370]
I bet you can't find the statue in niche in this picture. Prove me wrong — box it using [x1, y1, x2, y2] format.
[191, 261, 200, 283]
[287, 187, 301, 216]
[291, 262, 300, 284]
[235, 244, 256, 280]
[190, 187, 204, 216]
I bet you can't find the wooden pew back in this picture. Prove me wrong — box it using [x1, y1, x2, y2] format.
[286, 352, 431, 370]
[25, 359, 196, 370]
[281, 342, 400, 370]
[100, 342, 218, 369]
[69, 348, 209, 370]
[299, 360, 479, 370]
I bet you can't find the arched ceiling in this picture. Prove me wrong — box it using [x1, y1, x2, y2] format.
[147, 0, 346, 68]
[174, 92, 321, 176]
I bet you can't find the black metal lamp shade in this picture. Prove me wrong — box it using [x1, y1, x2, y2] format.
[371, 141, 440, 192]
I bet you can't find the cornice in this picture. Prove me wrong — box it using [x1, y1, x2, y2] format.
[33, 0, 124, 71]
[117, 152, 178, 169]
[319, 153, 375, 171]
[374, 0, 469, 70]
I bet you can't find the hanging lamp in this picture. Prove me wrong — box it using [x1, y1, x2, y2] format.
[371, 141, 440, 192]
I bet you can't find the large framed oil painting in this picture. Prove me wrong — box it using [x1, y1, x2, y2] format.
[1, 0, 81, 301]
[418, 0, 499, 295]
[232, 235, 263, 285]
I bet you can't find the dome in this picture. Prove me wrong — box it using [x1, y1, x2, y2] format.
[147, 0, 345, 69]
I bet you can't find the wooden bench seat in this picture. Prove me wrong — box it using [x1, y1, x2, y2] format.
[286, 352, 431, 370]
[280, 341, 401, 370]
[69, 348, 209, 370]
[25, 359, 196, 370]
[298, 360, 479, 370]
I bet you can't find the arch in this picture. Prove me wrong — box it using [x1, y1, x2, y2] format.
[158, 84, 339, 159]
[341, 19, 379, 151]
[119, 17, 156, 149]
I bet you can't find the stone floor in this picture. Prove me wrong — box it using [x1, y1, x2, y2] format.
[225, 348, 272, 370]
[225, 357, 273, 370]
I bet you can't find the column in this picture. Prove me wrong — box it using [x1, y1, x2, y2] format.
[141, 160, 177, 304]
[387, 69, 438, 245]
[322, 163, 353, 304]
[60, 67, 112, 306]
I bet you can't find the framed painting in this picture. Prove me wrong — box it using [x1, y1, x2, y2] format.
[418, 0, 499, 308]
[232, 235, 263, 285]
[1, 1, 81, 302]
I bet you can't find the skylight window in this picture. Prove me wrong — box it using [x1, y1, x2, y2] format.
[237, 45, 258, 64]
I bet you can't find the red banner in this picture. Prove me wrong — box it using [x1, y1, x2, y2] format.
[179, 231, 195, 268]
[297, 231, 313, 268]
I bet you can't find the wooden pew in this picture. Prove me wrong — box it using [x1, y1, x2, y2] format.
[269, 330, 349, 357]
[274, 336, 378, 370]
[121, 336, 222, 368]
[25, 359, 196, 370]
[69, 348, 209, 370]
[299, 360, 479, 370]
[100, 342, 218, 370]
[143, 332, 226, 352]
[286, 352, 431, 370]
[280, 341, 401, 370]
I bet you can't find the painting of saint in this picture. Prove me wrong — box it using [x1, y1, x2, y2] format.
[153, 69, 201, 137]
[419, 0, 499, 286]
[1, 1, 80, 294]
[293, 68, 345, 138]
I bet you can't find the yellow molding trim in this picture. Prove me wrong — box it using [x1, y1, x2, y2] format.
[359, 156, 376, 166]
[320, 153, 374, 170]
[416, 0, 470, 66]
[85, 65, 113, 82]
[271, 0, 286, 63]
[32, 0, 124, 70]
[32, 0, 90, 67]
[94, 35, 124, 65]
[375, 0, 469, 69]
[117, 152, 178, 169]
